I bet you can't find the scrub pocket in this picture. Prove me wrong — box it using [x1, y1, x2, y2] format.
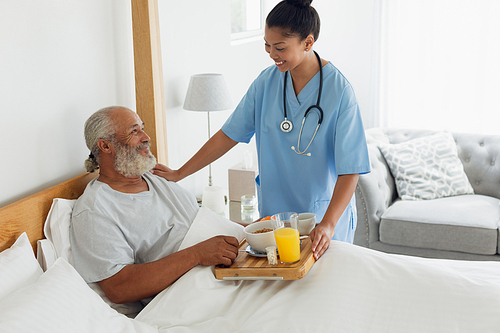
[313, 199, 330, 222]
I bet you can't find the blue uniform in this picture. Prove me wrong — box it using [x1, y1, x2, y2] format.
[222, 63, 370, 243]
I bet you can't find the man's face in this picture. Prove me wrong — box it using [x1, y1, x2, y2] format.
[113, 138, 157, 178]
[110, 108, 157, 177]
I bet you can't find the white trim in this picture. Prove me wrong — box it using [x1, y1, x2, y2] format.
[230, 33, 263, 46]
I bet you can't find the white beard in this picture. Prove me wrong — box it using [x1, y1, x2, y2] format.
[113, 141, 157, 178]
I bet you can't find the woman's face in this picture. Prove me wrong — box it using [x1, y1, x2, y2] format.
[264, 26, 311, 73]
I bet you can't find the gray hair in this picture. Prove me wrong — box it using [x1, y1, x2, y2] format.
[83, 106, 122, 172]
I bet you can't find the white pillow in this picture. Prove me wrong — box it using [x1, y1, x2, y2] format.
[43, 198, 75, 263]
[0, 232, 43, 300]
[42, 198, 143, 317]
[37, 239, 57, 271]
[379, 131, 474, 200]
[0, 258, 157, 333]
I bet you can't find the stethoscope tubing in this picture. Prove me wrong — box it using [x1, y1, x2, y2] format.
[283, 51, 323, 123]
[283, 51, 324, 156]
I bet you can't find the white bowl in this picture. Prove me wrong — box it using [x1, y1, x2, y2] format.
[243, 220, 276, 252]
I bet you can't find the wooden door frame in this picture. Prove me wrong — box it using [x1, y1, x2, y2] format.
[131, 0, 168, 165]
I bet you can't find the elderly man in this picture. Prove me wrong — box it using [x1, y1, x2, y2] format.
[70, 106, 239, 304]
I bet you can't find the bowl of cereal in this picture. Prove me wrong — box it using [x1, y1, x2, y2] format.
[243, 220, 276, 253]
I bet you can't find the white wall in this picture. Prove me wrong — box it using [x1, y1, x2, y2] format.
[0, 0, 377, 207]
[0, 0, 135, 207]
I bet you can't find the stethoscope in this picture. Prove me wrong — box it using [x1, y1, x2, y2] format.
[280, 51, 324, 157]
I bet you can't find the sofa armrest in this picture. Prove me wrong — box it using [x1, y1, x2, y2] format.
[354, 143, 397, 247]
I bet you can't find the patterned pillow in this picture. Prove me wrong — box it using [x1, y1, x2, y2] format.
[379, 132, 474, 200]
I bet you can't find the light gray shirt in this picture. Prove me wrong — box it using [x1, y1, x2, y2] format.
[70, 172, 199, 283]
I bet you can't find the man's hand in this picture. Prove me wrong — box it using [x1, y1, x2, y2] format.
[98, 235, 240, 304]
[193, 235, 240, 267]
[308, 173, 358, 260]
[151, 131, 238, 184]
[150, 163, 183, 182]
[309, 222, 335, 260]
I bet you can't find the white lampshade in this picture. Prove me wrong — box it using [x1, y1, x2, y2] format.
[183, 73, 232, 188]
[183, 73, 232, 111]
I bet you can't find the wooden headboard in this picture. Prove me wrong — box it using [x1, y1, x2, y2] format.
[0, 172, 98, 254]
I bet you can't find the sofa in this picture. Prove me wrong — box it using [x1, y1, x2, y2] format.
[354, 128, 500, 261]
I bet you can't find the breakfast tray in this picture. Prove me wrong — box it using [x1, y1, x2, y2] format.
[214, 237, 316, 280]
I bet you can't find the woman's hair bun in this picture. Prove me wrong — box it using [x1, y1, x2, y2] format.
[267, 0, 320, 42]
[286, 0, 312, 8]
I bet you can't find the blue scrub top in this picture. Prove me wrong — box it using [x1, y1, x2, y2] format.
[222, 63, 370, 242]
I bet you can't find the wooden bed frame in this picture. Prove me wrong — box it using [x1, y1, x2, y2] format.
[0, 172, 98, 254]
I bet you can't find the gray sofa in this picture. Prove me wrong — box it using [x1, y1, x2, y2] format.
[354, 128, 500, 261]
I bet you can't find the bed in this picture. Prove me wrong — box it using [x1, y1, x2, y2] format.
[2, 172, 500, 333]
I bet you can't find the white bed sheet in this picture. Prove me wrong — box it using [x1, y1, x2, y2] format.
[137, 208, 500, 333]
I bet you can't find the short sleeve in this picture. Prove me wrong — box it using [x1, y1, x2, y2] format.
[221, 79, 257, 143]
[334, 85, 371, 175]
[70, 210, 134, 283]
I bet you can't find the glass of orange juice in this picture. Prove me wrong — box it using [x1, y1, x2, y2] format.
[271, 212, 300, 264]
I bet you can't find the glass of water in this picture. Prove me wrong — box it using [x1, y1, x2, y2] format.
[240, 194, 256, 211]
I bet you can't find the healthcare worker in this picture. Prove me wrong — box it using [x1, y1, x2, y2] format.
[153, 0, 370, 260]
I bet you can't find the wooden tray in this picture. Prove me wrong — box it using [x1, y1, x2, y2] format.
[214, 237, 316, 280]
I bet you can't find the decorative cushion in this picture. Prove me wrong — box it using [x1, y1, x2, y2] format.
[379, 131, 474, 200]
[0, 258, 157, 333]
[0, 233, 43, 301]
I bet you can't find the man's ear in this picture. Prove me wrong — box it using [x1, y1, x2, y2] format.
[97, 138, 113, 155]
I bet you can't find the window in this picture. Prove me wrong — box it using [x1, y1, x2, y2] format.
[231, 0, 264, 42]
[380, 0, 500, 135]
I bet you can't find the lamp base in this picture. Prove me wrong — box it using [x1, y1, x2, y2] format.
[201, 186, 225, 215]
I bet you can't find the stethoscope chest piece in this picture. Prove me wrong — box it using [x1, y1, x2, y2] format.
[280, 119, 293, 132]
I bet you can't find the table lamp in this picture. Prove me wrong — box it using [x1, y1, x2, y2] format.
[184, 73, 232, 215]
[183, 73, 232, 187]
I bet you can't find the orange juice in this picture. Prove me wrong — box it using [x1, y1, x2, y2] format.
[274, 228, 300, 263]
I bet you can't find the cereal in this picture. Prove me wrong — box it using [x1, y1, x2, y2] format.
[253, 228, 272, 234]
